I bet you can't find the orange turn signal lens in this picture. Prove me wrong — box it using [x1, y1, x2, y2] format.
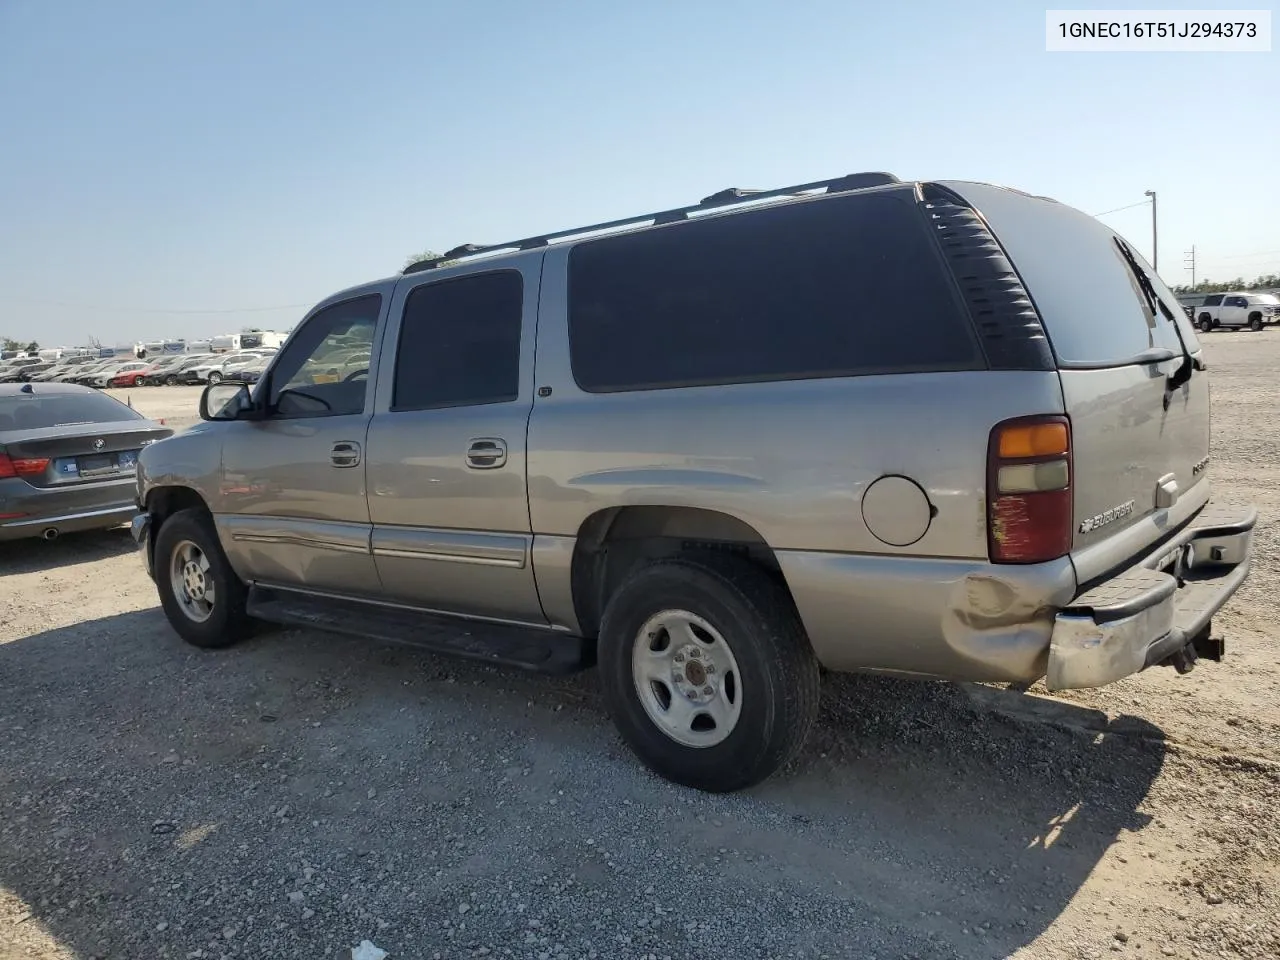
[997, 422, 1069, 459]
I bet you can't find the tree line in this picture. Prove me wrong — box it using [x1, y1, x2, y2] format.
[1170, 273, 1280, 295]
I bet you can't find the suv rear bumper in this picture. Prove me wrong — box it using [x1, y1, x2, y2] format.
[1046, 501, 1255, 690]
[777, 497, 1254, 687]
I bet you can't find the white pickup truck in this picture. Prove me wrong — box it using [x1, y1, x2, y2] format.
[1194, 292, 1280, 332]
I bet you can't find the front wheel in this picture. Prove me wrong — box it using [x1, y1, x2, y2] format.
[154, 507, 254, 649]
[597, 555, 820, 792]
[1250, 315, 1263, 332]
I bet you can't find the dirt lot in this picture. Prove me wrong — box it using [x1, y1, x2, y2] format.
[2, 338, 1277, 960]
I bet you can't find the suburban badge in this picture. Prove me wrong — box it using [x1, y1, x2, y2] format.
[1079, 499, 1136, 534]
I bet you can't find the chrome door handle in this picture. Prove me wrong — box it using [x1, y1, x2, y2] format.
[331, 441, 362, 468]
[466, 438, 507, 469]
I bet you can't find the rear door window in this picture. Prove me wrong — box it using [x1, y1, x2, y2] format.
[391, 270, 523, 411]
[567, 190, 982, 393]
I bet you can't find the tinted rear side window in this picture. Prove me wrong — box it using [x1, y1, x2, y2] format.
[392, 270, 523, 411]
[567, 191, 982, 392]
[947, 183, 1197, 365]
[0, 393, 143, 431]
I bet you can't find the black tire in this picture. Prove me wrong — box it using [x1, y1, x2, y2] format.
[207, 371, 223, 385]
[597, 555, 820, 792]
[154, 507, 254, 649]
[1250, 315, 1263, 332]
[1199, 318, 1212, 333]
[164, 374, 179, 386]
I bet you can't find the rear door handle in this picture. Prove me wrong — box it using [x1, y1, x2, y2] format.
[331, 441, 362, 468]
[466, 438, 507, 469]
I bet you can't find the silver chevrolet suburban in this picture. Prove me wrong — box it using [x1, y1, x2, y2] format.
[132, 172, 1256, 793]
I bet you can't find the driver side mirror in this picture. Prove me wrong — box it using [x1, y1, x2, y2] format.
[200, 382, 259, 421]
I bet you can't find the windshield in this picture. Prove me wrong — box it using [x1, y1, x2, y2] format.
[0, 393, 145, 431]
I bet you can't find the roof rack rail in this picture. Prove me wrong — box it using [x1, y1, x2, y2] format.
[402, 171, 901, 274]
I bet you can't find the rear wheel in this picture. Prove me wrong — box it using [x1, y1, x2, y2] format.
[597, 555, 820, 792]
[207, 370, 223, 385]
[164, 374, 179, 386]
[1199, 318, 1212, 333]
[154, 507, 254, 649]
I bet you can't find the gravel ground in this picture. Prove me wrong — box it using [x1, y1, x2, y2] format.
[2, 334, 1278, 960]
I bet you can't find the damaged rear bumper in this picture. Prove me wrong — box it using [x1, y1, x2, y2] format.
[1047, 501, 1255, 691]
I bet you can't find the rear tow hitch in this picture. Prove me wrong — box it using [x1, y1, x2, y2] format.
[1191, 624, 1225, 662]
[1160, 622, 1224, 675]
[1165, 643, 1199, 675]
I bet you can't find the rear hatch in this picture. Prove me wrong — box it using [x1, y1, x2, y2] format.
[942, 182, 1210, 582]
[0, 392, 172, 488]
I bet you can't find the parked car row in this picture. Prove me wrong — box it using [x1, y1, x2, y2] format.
[0, 348, 280, 389]
[175, 349, 277, 385]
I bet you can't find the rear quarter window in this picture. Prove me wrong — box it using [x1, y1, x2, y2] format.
[946, 183, 1198, 365]
[567, 189, 984, 393]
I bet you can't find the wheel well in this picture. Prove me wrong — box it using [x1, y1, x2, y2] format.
[569, 506, 787, 638]
[1248, 311, 1262, 322]
[147, 486, 209, 529]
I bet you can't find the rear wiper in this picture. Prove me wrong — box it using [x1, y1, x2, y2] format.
[1113, 237, 1201, 396]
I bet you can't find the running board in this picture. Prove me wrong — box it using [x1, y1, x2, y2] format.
[246, 586, 594, 675]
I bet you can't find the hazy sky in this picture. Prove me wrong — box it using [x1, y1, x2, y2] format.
[1, 0, 1276, 347]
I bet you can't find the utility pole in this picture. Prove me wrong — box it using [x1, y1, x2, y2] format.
[1144, 190, 1158, 271]
[1184, 245, 1196, 290]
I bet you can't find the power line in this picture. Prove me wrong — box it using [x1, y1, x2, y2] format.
[1092, 199, 1152, 217]
[5, 297, 311, 315]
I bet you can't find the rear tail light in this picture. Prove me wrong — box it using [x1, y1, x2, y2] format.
[0, 453, 51, 479]
[987, 416, 1072, 564]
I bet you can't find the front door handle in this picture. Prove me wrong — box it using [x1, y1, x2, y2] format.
[466, 438, 507, 469]
[331, 440, 362, 468]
